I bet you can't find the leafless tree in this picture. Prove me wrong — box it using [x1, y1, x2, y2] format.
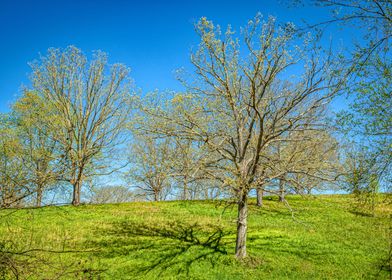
[88, 185, 135, 204]
[263, 129, 340, 201]
[141, 15, 345, 258]
[129, 136, 174, 201]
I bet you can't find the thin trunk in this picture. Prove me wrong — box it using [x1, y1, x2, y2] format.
[36, 185, 43, 207]
[256, 187, 264, 207]
[72, 181, 81, 206]
[204, 188, 209, 200]
[279, 179, 285, 202]
[153, 190, 159, 201]
[235, 191, 248, 259]
[183, 175, 188, 200]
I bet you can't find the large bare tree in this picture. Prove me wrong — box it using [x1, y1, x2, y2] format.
[143, 15, 345, 258]
[29, 46, 132, 206]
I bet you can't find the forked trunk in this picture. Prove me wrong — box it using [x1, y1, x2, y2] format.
[256, 187, 263, 207]
[72, 181, 81, 206]
[235, 191, 248, 259]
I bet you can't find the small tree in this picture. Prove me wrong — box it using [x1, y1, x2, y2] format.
[344, 147, 380, 215]
[129, 136, 174, 201]
[265, 129, 340, 201]
[88, 185, 134, 204]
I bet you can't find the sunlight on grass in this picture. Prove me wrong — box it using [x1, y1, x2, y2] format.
[0, 195, 390, 279]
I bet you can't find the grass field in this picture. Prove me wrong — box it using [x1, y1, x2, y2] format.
[0, 195, 391, 279]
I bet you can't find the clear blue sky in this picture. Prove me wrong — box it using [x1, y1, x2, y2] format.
[0, 0, 350, 113]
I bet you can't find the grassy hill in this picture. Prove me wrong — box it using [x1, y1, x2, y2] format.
[0, 195, 390, 279]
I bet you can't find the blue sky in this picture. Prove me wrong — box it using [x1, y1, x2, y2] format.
[0, 0, 350, 113]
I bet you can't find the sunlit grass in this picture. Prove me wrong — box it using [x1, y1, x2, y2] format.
[0, 194, 390, 279]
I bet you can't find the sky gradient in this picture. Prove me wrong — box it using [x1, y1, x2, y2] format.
[0, 0, 348, 113]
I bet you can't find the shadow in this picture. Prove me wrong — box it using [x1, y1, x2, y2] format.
[376, 253, 392, 279]
[87, 220, 232, 277]
[348, 210, 374, 217]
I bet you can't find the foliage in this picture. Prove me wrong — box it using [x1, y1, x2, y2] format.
[343, 147, 382, 216]
[312, 0, 392, 191]
[12, 90, 62, 207]
[0, 114, 28, 208]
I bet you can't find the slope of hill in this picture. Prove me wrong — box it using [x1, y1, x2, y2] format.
[0, 195, 390, 279]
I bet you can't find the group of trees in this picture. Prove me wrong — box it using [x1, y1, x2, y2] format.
[0, 0, 390, 259]
[0, 48, 131, 207]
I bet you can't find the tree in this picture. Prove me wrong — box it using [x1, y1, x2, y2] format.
[343, 146, 381, 215]
[313, 0, 391, 53]
[13, 91, 61, 207]
[133, 92, 219, 201]
[129, 136, 174, 201]
[269, 129, 340, 200]
[171, 138, 200, 200]
[0, 115, 27, 208]
[342, 55, 392, 191]
[142, 15, 344, 258]
[310, 0, 392, 191]
[88, 185, 135, 204]
[29, 46, 132, 206]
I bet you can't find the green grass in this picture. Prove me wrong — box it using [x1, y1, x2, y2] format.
[0, 195, 391, 279]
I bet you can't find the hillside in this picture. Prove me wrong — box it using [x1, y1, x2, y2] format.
[0, 195, 391, 279]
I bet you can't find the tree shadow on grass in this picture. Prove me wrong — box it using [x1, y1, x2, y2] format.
[348, 210, 374, 217]
[87, 220, 233, 277]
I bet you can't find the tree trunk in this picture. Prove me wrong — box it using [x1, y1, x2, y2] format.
[183, 176, 188, 200]
[36, 186, 43, 207]
[204, 188, 209, 200]
[72, 181, 81, 206]
[235, 191, 248, 259]
[256, 187, 263, 207]
[153, 190, 159, 201]
[279, 179, 285, 202]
